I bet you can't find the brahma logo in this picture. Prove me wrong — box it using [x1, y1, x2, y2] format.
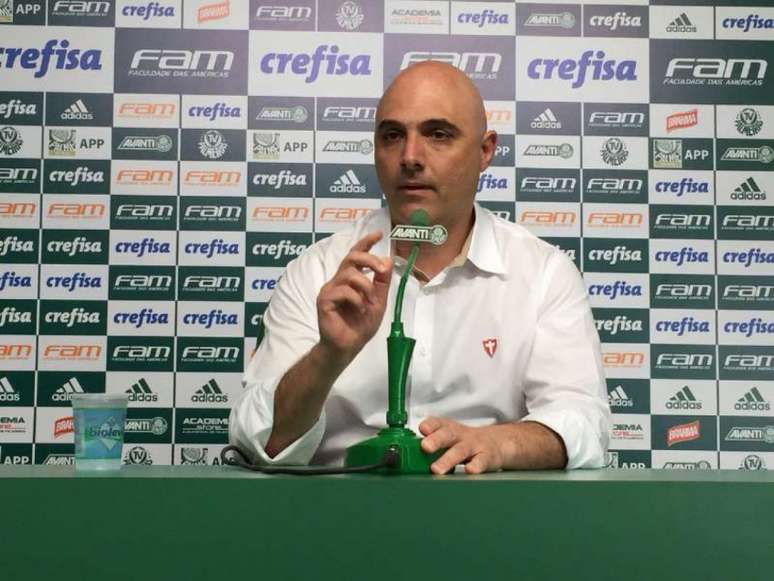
[54, 416, 74, 439]
[667, 420, 701, 446]
[527, 50, 637, 88]
[0, 39, 102, 78]
[260, 45, 372, 83]
[667, 109, 698, 132]
[198, 0, 229, 23]
[401, 51, 501, 80]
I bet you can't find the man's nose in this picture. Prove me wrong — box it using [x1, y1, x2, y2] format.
[400, 132, 424, 172]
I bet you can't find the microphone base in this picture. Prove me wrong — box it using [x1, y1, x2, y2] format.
[345, 427, 442, 475]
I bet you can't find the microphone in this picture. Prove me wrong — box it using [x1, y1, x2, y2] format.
[344, 210, 448, 473]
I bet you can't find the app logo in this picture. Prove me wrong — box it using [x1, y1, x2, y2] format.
[652, 139, 682, 168]
[667, 109, 698, 132]
[0, 126, 23, 155]
[667, 420, 701, 446]
[125, 377, 158, 403]
[252, 132, 279, 159]
[527, 50, 637, 89]
[0, 39, 103, 78]
[666, 13, 696, 34]
[737, 387, 770, 411]
[600, 137, 628, 166]
[735, 107, 763, 136]
[47, 129, 76, 156]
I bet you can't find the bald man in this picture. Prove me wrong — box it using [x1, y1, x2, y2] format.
[230, 62, 610, 473]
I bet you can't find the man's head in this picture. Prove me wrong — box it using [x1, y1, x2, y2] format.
[374, 61, 497, 228]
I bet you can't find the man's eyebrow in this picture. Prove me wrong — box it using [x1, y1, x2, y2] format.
[419, 118, 460, 134]
[376, 119, 403, 132]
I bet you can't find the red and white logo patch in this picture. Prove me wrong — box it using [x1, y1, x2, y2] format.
[482, 338, 497, 358]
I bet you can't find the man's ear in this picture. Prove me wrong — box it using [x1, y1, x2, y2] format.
[479, 130, 498, 171]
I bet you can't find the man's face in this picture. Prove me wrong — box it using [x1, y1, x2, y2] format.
[374, 68, 496, 227]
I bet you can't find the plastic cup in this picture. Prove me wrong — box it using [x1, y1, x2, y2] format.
[71, 394, 128, 471]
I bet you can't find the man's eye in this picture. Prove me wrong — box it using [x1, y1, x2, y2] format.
[382, 131, 402, 142]
[430, 130, 450, 141]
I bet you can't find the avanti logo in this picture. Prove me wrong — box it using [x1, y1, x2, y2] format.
[260, 45, 371, 83]
[527, 50, 637, 88]
[0, 39, 102, 78]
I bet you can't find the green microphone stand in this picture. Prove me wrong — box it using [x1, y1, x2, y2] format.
[345, 220, 443, 474]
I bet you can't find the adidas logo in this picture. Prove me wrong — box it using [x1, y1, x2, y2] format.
[192, 379, 228, 403]
[731, 176, 766, 201]
[60, 99, 93, 122]
[125, 378, 158, 403]
[0, 376, 20, 402]
[531, 108, 561, 130]
[330, 170, 365, 194]
[735, 387, 770, 411]
[52, 377, 85, 402]
[666, 385, 702, 410]
[608, 385, 633, 408]
[666, 12, 696, 33]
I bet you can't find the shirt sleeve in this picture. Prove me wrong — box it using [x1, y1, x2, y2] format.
[228, 250, 327, 466]
[520, 251, 611, 469]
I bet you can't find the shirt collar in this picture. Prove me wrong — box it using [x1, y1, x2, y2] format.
[372, 203, 506, 277]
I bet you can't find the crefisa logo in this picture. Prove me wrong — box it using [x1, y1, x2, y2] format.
[527, 50, 637, 88]
[260, 45, 372, 83]
[0, 39, 102, 78]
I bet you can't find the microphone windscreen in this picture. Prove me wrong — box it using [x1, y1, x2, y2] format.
[410, 208, 430, 227]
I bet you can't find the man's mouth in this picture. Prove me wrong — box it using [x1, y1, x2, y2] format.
[399, 183, 434, 192]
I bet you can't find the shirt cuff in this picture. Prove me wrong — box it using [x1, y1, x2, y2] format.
[229, 378, 326, 466]
[520, 408, 608, 470]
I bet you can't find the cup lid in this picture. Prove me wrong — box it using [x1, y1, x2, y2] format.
[70, 393, 128, 408]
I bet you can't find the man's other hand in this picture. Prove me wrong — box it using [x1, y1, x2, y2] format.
[316, 231, 393, 363]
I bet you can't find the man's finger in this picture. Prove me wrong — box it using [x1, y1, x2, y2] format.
[431, 441, 473, 475]
[464, 453, 490, 475]
[421, 425, 460, 454]
[350, 230, 383, 253]
[324, 286, 366, 313]
[342, 251, 390, 275]
[334, 269, 376, 304]
[418, 416, 443, 436]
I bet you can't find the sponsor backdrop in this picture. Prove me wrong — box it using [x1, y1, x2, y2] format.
[0, 0, 773, 471]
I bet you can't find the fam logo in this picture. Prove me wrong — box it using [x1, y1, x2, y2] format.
[719, 277, 774, 309]
[585, 107, 647, 135]
[584, 172, 646, 201]
[110, 270, 174, 300]
[652, 346, 715, 379]
[252, 4, 314, 28]
[108, 338, 174, 371]
[401, 51, 501, 81]
[116, 29, 246, 94]
[664, 57, 766, 87]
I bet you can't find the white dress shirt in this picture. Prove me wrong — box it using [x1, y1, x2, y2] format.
[230, 204, 610, 469]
